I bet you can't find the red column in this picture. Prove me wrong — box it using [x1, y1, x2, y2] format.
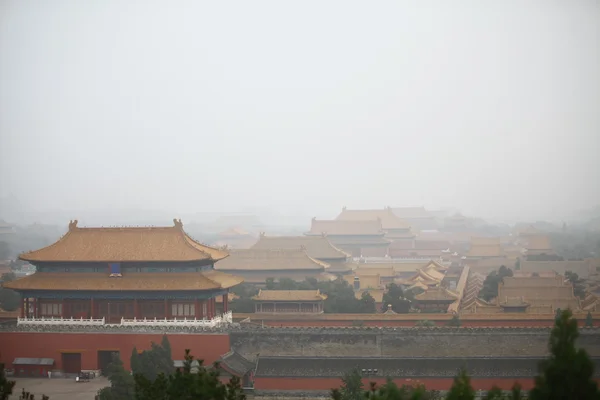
[133, 299, 139, 319]
[194, 299, 200, 319]
[60, 299, 65, 318]
[90, 298, 95, 319]
[223, 293, 228, 314]
[211, 298, 216, 318]
[20, 298, 25, 318]
[164, 299, 169, 319]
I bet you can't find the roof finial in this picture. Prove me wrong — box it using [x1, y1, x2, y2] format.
[173, 219, 183, 229]
[321, 231, 327, 237]
[68, 220, 78, 231]
[260, 231, 265, 237]
[312, 217, 316, 221]
[342, 206, 346, 211]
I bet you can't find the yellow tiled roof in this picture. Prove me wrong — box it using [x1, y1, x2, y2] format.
[3, 270, 243, 291]
[336, 207, 411, 230]
[253, 289, 327, 301]
[216, 248, 329, 271]
[19, 219, 228, 263]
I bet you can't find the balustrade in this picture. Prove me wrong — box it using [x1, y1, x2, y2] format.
[17, 316, 105, 326]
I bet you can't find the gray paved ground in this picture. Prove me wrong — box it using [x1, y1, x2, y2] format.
[9, 377, 109, 400]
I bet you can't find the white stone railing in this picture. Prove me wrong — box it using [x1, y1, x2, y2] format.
[120, 311, 233, 328]
[17, 316, 106, 326]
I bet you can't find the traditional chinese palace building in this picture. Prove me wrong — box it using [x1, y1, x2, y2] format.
[250, 234, 352, 274]
[335, 207, 415, 242]
[305, 218, 390, 257]
[4, 219, 243, 325]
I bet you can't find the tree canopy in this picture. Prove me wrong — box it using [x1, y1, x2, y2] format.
[529, 309, 600, 400]
[478, 266, 513, 301]
[381, 283, 411, 313]
[0, 272, 20, 311]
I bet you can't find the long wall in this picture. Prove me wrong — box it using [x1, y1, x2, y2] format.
[0, 332, 230, 371]
[230, 328, 600, 359]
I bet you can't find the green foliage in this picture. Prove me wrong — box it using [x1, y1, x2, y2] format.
[509, 383, 525, 400]
[98, 353, 135, 400]
[134, 349, 245, 400]
[446, 315, 461, 327]
[381, 283, 411, 313]
[483, 386, 503, 399]
[332, 368, 363, 400]
[515, 258, 521, 271]
[445, 368, 475, 400]
[479, 266, 513, 302]
[131, 335, 174, 382]
[529, 309, 600, 400]
[0, 363, 16, 400]
[585, 311, 594, 328]
[565, 270, 586, 299]
[254, 277, 376, 313]
[229, 283, 259, 313]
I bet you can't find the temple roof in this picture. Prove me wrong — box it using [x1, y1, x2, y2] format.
[525, 235, 553, 251]
[306, 219, 385, 236]
[336, 207, 411, 230]
[217, 351, 255, 376]
[19, 219, 228, 263]
[414, 287, 458, 301]
[253, 289, 327, 301]
[215, 248, 329, 271]
[2, 270, 243, 291]
[251, 235, 350, 259]
[466, 244, 503, 258]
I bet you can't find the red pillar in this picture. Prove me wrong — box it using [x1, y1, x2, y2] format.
[60, 299, 65, 318]
[133, 299, 139, 319]
[33, 298, 37, 318]
[164, 299, 169, 319]
[20, 298, 25, 318]
[194, 299, 200, 319]
[223, 293, 228, 314]
[90, 298, 95, 319]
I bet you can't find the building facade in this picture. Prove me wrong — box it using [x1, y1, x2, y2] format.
[4, 219, 242, 325]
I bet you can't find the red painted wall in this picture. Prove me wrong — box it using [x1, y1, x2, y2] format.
[0, 332, 230, 371]
[255, 377, 537, 391]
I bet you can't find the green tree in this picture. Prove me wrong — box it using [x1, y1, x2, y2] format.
[133, 336, 174, 382]
[97, 353, 135, 400]
[479, 266, 513, 301]
[357, 291, 376, 314]
[446, 368, 475, 400]
[381, 283, 411, 313]
[515, 258, 521, 270]
[565, 271, 586, 299]
[265, 278, 276, 290]
[0, 363, 16, 400]
[333, 367, 363, 400]
[483, 386, 503, 399]
[130, 347, 141, 374]
[134, 349, 245, 400]
[446, 315, 461, 327]
[585, 311, 594, 328]
[529, 309, 600, 400]
[509, 383, 525, 400]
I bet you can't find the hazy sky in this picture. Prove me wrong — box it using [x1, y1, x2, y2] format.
[1, 1, 599, 222]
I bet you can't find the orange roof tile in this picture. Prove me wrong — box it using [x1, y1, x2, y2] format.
[215, 249, 329, 271]
[355, 289, 385, 303]
[3, 270, 243, 291]
[19, 219, 228, 263]
[415, 287, 458, 301]
[466, 244, 503, 258]
[526, 235, 553, 251]
[251, 235, 349, 259]
[253, 289, 327, 301]
[306, 218, 385, 236]
[336, 207, 411, 230]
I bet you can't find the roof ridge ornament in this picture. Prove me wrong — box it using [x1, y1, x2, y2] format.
[173, 218, 183, 229]
[68, 220, 78, 231]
